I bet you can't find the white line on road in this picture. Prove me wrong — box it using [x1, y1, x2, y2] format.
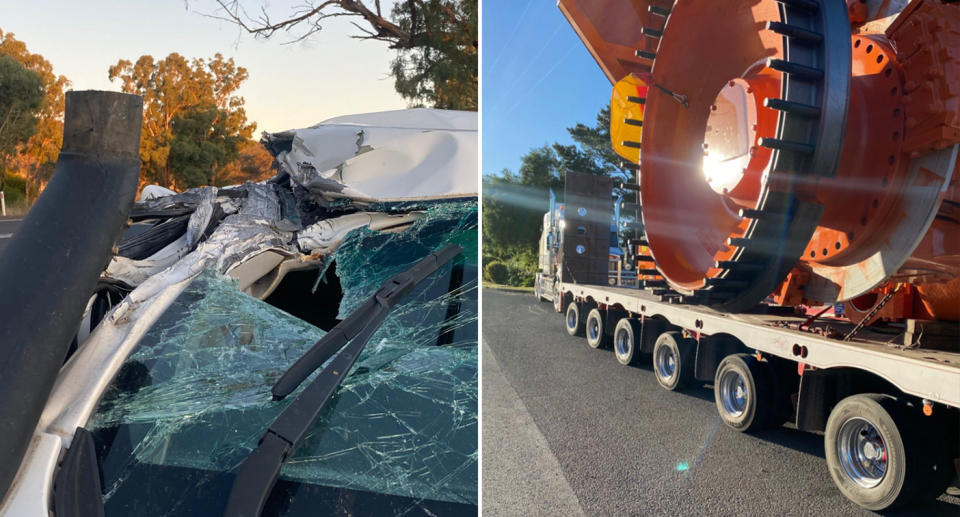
[0, 233, 13, 239]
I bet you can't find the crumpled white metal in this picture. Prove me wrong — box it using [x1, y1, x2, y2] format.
[267, 108, 477, 202]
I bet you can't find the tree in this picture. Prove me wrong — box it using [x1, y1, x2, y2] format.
[0, 29, 70, 200]
[552, 106, 627, 181]
[168, 105, 239, 188]
[109, 53, 256, 189]
[211, 0, 477, 110]
[518, 145, 562, 191]
[481, 106, 628, 285]
[389, 0, 477, 109]
[482, 170, 546, 258]
[0, 54, 43, 208]
[213, 138, 274, 186]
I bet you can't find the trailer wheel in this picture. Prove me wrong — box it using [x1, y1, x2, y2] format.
[564, 301, 583, 336]
[824, 394, 955, 511]
[713, 354, 777, 431]
[613, 318, 642, 365]
[652, 331, 694, 390]
[585, 308, 609, 349]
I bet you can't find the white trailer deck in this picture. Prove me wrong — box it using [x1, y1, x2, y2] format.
[558, 282, 960, 409]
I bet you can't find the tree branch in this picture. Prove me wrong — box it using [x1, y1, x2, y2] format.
[210, 0, 416, 48]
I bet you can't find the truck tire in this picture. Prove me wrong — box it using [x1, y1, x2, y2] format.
[565, 301, 583, 336]
[585, 308, 609, 349]
[652, 331, 694, 390]
[824, 394, 956, 511]
[613, 317, 642, 365]
[713, 354, 778, 431]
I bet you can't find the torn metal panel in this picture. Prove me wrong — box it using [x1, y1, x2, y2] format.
[84, 199, 478, 512]
[265, 109, 478, 202]
[105, 236, 191, 287]
[297, 211, 424, 254]
[106, 183, 294, 289]
[183, 186, 216, 248]
[239, 182, 281, 220]
[4, 106, 477, 516]
[138, 185, 176, 201]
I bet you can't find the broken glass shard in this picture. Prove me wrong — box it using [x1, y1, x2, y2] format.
[87, 199, 478, 516]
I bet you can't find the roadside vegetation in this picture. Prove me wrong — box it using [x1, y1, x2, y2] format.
[482, 107, 626, 286]
[213, 0, 478, 111]
[0, 1, 477, 213]
[0, 30, 272, 214]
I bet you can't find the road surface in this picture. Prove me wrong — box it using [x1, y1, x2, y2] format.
[482, 287, 959, 516]
[0, 218, 23, 256]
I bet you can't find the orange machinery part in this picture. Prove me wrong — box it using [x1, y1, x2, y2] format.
[560, 0, 960, 321]
[781, 0, 960, 320]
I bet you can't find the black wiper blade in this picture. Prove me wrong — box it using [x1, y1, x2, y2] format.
[222, 244, 462, 517]
[271, 243, 464, 400]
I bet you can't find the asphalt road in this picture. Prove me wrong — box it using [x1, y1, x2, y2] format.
[0, 218, 23, 255]
[482, 288, 960, 516]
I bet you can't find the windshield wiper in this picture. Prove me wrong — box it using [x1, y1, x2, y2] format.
[222, 244, 463, 517]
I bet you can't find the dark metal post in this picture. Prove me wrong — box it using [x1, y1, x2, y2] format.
[0, 91, 142, 502]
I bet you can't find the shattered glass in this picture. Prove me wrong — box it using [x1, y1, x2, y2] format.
[87, 199, 478, 516]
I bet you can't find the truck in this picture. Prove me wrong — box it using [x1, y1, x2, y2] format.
[548, 0, 960, 511]
[535, 192, 639, 302]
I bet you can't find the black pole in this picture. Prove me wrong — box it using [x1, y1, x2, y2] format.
[0, 90, 142, 502]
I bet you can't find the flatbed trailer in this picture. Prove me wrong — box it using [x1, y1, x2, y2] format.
[544, 280, 960, 509]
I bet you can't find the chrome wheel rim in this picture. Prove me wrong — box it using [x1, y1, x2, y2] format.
[836, 417, 887, 488]
[718, 369, 748, 417]
[655, 345, 676, 381]
[588, 317, 600, 341]
[615, 328, 631, 357]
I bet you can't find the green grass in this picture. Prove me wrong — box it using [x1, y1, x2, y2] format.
[482, 282, 534, 293]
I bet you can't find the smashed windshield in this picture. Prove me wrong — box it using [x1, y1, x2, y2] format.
[87, 200, 478, 516]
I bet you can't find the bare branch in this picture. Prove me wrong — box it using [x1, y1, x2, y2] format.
[209, 0, 416, 47]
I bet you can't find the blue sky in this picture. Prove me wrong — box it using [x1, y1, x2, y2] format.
[0, 0, 407, 134]
[482, 0, 612, 177]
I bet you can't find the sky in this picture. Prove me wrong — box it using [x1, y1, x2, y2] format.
[481, 0, 612, 177]
[0, 0, 408, 135]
